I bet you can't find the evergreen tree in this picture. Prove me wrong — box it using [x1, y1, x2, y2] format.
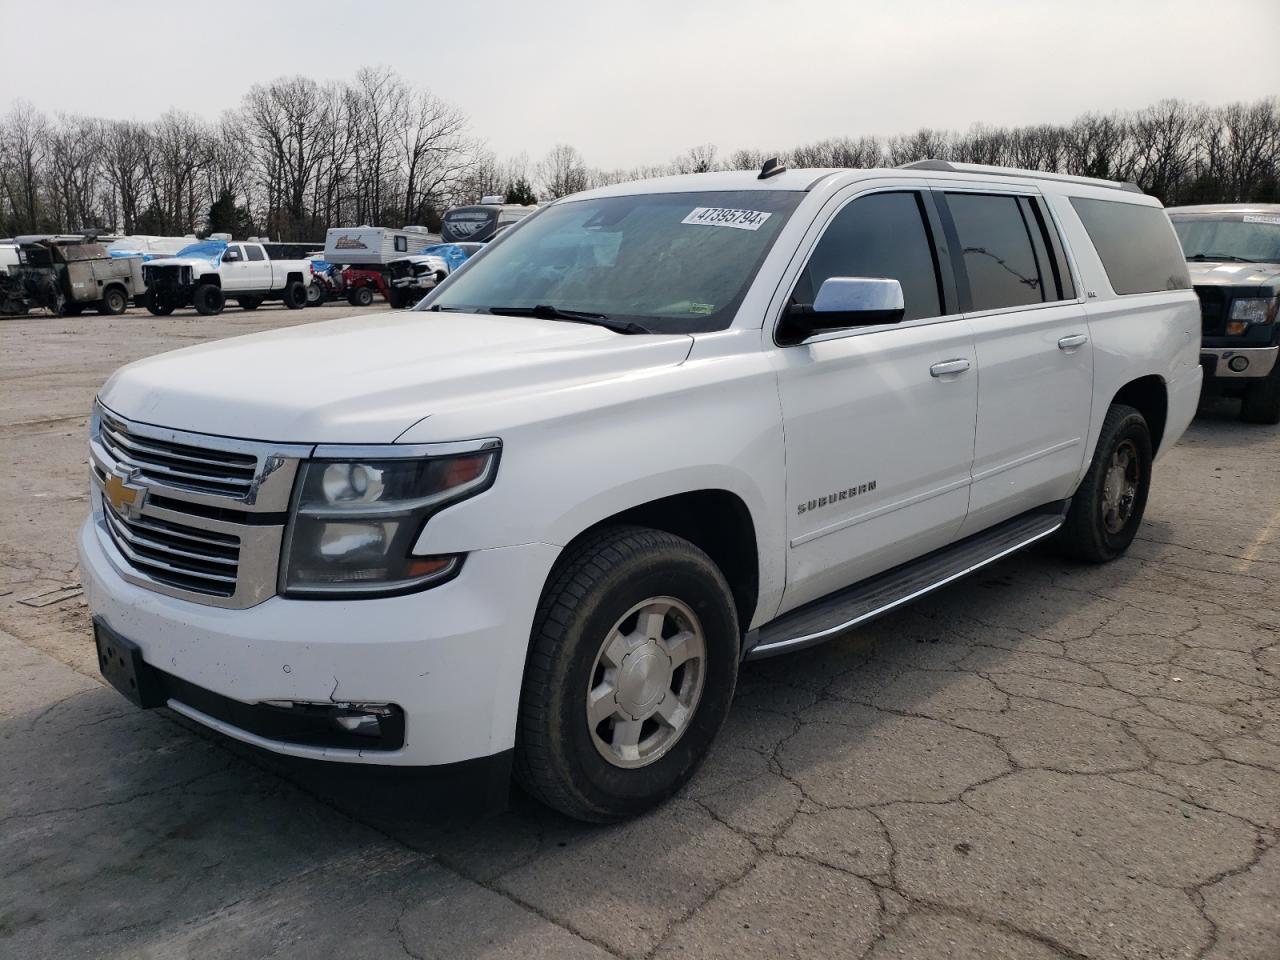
[505, 177, 537, 205]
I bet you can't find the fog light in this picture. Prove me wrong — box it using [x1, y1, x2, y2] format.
[333, 713, 382, 735]
[1228, 355, 1250, 372]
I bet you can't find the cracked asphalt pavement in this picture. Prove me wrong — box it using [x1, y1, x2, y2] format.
[2, 305, 1277, 959]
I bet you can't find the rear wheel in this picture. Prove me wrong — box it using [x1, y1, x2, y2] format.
[348, 286, 374, 307]
[305, 281, 325, 306]
[192, 283, 224, 316]
[98, 287, 127, 315]
[1055, 404, 1152, 563]
[515, 526, 739, 822]
[281, 280, 307, 310]
[1240, 364, 1280, 425]
[236, 297, 261, 311]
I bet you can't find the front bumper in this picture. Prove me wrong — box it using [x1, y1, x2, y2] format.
[79, 516, 559, 767]
[1200, 345, 1278, 383]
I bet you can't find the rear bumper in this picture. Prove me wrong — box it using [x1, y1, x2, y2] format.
[79, 516, 559, 769]
[1200, 345, 1277, 385]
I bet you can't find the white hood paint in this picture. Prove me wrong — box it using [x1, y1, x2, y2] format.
[99, 311, 694, 443]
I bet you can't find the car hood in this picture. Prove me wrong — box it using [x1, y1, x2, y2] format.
[1186, 260, 1280, 290]
[98, 311, 695, 443]
[144, 255, 217, 271]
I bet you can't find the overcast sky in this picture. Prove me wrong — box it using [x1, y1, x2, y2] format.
[3, 0, 1277, 169]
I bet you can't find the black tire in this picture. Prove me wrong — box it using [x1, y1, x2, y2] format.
[305, 281, 325, 306]
[98, 287, 127, 316]
[388, 289, 410, 309]
[348, 286, 374, 307]
[192, 283, 224, 316]
[515, 526, 740, 822]
[1055, 404, 1153, 563]
[1240, 364, 1280, 425]
[144, 290, 175, 316]
[236, 297, 261, 311]
[281, 280, 307, 310]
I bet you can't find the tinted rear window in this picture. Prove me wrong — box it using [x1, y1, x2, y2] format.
[946, 193, 1049, 311]
[1070, 198, 1191, 295]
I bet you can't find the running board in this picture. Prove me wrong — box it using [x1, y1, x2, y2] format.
[744, 506, 1066, 660]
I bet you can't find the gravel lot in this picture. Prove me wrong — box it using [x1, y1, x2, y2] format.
[1, 303, 1277, 960]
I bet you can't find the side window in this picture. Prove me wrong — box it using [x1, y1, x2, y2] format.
[395, 236, 408, 252]
[245, 245, 265, 262]
[1026, 197, 1076, 300]
[944, 193, 1048, 311]
[791, 191, 943, 322]
[1069, 197, 1192, 295]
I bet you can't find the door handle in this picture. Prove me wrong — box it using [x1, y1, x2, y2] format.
[1058, 334, 1089, 350]
[929, 359, 972, 378]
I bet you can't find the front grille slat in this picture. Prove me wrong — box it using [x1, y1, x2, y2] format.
[103, 503, 240, 597]
[1194, 285, 1227, 336]
[104, 511, 238, 567]
[101, 424, 256, 471]
[99, 416, 258, 498]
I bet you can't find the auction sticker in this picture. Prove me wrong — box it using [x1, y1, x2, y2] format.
[681, 207, 772, 231]
[1243, 215, 1280, 225]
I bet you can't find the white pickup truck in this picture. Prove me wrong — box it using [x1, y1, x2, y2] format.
[80, 161, 1200, 821]
[142, 239, 312, 315]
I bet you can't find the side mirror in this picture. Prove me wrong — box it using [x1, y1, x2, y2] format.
[779, 277, 905, 344]
[223, 250, 241, 262]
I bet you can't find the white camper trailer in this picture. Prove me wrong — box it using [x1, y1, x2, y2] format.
[322, 225, 439, 267]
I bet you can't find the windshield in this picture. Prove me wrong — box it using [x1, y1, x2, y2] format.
[424, 190, 803, 333]
[1171, 214, 1280, 263]
[173, 240, 228, 261]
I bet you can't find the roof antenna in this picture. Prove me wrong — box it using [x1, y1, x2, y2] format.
[758, 157, 786, 180]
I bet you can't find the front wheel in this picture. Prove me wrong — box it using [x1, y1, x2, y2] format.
[348, 286, 374, 307]
[515, 526, 739, 822]
[1240, 363, 1280, 425]
[305, 281, 325, 306]
[192, 283, 224, 316]
[145, 290, 175, 316]
[1056, 404, 1152, 563]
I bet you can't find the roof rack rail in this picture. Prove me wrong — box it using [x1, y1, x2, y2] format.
[898, 159, 1142, 194]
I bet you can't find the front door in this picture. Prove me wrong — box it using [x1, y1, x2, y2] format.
[773, 188, 979, 614]
[220, 244, 251, 292]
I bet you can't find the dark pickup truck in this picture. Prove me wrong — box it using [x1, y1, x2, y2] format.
[1169, 204, 1280, 423]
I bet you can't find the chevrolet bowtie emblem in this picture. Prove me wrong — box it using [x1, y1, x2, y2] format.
[103, 468, 147, 520]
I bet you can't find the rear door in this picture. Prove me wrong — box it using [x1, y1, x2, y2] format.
[933, 186, 1093, 537]
[243, 243, 271, 289]
[772, 185, 978, 613]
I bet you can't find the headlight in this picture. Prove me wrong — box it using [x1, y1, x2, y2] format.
[281, 443, 499, 597]
[1229, 297, 1278, 326]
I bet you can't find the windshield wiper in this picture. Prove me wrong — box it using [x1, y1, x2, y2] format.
[487, 304, 650, 335]
[1187, 253, 1257, 263]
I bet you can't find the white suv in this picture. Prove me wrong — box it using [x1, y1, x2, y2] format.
[79, 160, 1201, 821]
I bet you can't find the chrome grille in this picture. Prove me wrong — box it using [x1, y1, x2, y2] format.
[89, 405, 311, 609]
[102, 500, 240, 597]
[98, 412, 258, 498]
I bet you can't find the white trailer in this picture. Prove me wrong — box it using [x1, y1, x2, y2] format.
[322, 225, 439, 267]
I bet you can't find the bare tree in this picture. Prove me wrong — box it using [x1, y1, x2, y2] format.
[1128, 100, 1203, 203]
[0, 101, 48, 233]
[537, 144, 589, 199]
[400, 89, 471, 224]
